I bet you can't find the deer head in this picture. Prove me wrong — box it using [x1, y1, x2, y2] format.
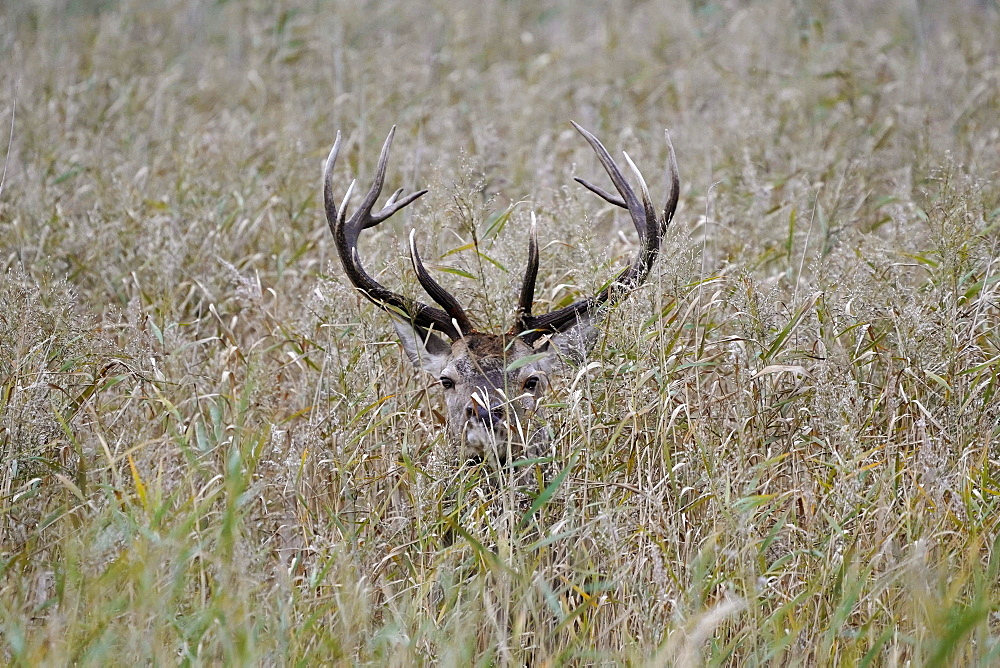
[322, 123, 678, 465]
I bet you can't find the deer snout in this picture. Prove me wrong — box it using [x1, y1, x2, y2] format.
[466, 393, 505, 426]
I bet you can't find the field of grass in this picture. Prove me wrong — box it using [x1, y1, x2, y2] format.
[2, 0, 1000, 664]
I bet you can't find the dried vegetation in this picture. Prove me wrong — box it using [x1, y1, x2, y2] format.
[1, 0, 999, 664]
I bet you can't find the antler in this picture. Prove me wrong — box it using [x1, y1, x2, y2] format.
[512, 122, 679, 344]
[325, 123, 678, 346]
[324, 126, 473, 340]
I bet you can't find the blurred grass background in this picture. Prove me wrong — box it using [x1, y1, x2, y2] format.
[2, 0, 999, 664]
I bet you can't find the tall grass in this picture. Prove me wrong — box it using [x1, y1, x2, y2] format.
[2, 0, 999, 663]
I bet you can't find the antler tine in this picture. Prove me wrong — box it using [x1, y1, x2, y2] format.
[663, 129, 680, 230]
[408, 230, 474, 335]
[325, 127, 465, 340]
[514, 214, 540, 332]
[570, 121, 650, 238]
[515, 123, 679, 343]
[573, 177, 626, 209]
[323, 132, 345, 232]
[623, 149, 662, 279]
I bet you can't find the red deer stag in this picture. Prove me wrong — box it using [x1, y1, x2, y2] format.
[323, 122, 678, 467]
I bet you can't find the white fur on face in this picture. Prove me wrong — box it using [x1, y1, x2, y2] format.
[455, 397, 540, 464]
[460, 419, 505, 460]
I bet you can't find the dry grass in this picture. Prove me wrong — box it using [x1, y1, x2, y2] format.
[2, 0, 999, 664]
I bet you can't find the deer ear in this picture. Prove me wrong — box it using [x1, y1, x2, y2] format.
[532, 315, 597, 366]
[391, 318, 452, 377]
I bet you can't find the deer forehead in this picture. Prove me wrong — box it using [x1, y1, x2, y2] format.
[447, 335, 537, 384]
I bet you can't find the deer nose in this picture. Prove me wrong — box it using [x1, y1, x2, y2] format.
[466, 395, 504, 426]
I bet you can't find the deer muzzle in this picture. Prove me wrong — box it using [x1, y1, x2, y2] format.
[466, 391, 506, 427]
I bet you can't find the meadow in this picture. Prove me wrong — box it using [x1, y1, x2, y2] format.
[2, 0, 999, 664]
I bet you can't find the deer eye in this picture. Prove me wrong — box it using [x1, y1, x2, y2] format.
[440, 376, 455, 390]
[523, 376, 540, 392]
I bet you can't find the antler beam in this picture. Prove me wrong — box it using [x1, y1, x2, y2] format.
[512, 122, 679, 343]
[324, 126, 472, 340]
